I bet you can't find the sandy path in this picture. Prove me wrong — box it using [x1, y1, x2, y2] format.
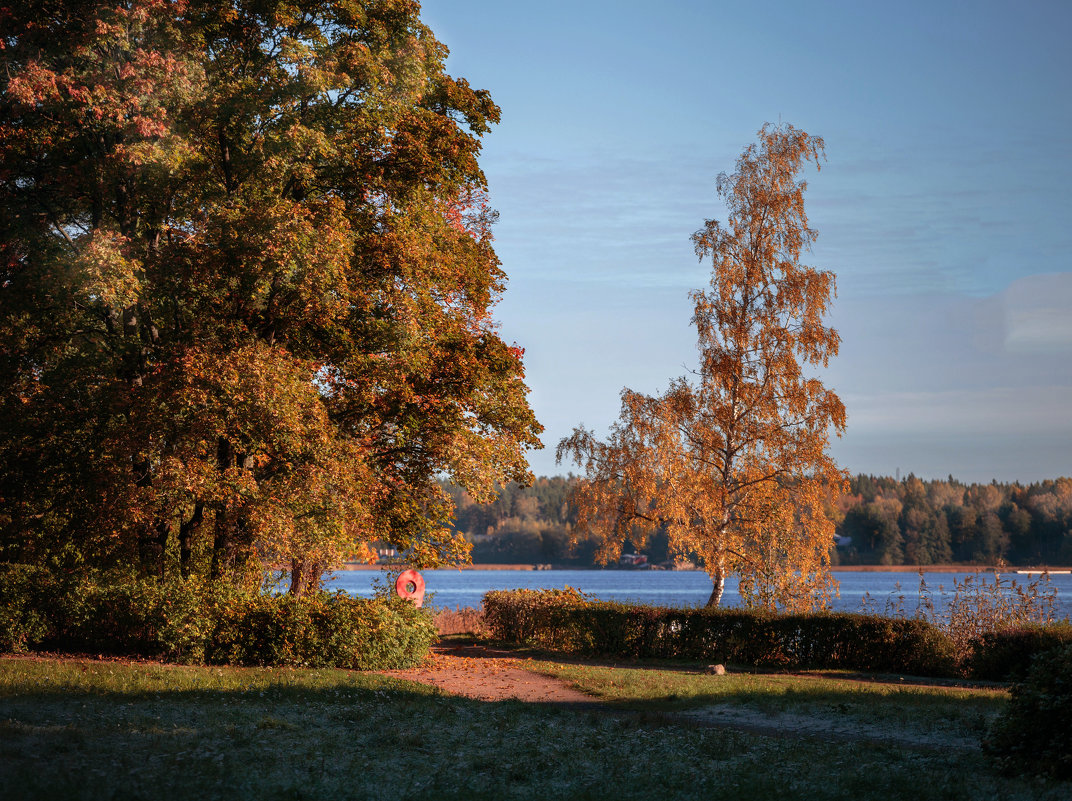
[383, 644, 984, 751]
[381, 642, 595, 704]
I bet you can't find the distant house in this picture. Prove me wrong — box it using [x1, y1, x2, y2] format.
[833, 535, 852, 548]
[374, 544, 399, 562]
[620, 553, 648, 567]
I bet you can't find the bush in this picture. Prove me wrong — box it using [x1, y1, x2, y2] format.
[209, 591, 435, 670]
[968, 623, 1072, 681]
[482, 589, 958, 676]
[0, 564, 59, 652]
[0, 566, 435, 669]
[984, 643, 1072, 778]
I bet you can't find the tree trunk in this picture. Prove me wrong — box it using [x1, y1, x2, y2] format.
[178, 503, 203, 579]
[288, 558, 326, 598]
[133, 456, 170, 576]
[210, 436, 233, 580]
[706, 555, 726, 607]
[210, 437, 255, 582]
[138, 519, 170, 578]
[288, 558, 306, 597]
[155, 520, 170, 577]
[706, 571, 726, 607]
[210, 508, 228, 580]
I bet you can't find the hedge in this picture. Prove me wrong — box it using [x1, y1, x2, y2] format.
[482, 588, 959, 676]
[0, 564, 435, 670]
[209, 590, 435, 669]
[984, 643, 1072, 778]
[966, 623, 1072, 681]
[483, 588, 1072, 679]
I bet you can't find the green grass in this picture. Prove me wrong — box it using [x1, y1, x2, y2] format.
[1, 656, 1069, 800]
[524, 659, 1011, 712]
[528, 661, 1007, 739]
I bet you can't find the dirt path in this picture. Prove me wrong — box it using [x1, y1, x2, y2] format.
[382, 641, 595, 704]
[383, 643, 983, 751]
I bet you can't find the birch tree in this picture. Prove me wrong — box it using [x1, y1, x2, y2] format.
[558, 123, 846, 610]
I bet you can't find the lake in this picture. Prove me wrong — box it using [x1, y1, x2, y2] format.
[326, 568, 1072, 620]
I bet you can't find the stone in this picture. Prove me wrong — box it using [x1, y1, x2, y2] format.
[705, 664, 726, 675]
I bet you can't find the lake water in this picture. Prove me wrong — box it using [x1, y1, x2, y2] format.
[326, 568, 1072, 620]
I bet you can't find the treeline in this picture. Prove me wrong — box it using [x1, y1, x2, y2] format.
[445, 474, 1072, 567]
[835, 474, 1072, 566]
[443, 477, 590, 564]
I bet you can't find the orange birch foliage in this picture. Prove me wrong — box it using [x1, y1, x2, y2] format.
[558, 123, 847, 610]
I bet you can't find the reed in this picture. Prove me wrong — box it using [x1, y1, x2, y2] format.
[861, 569, 1063, 665]
[431, 606, 487, 637]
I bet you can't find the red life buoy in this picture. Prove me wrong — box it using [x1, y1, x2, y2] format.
[394, 569, 426, 607]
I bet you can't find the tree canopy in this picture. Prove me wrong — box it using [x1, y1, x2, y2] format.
[558, 123, 846, 610]
[0, 0, 542, 593]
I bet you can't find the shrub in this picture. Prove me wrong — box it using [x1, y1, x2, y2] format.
[482, 589, 958, 676]
[984, 643, 1072, 778]
[967, 623, 1072, 681]
[483, 587, 591, 650]
[0, 564, 59, 652]
[209, 591, 435, 670]
[0, 566, 435, 669]
[939, 572, 1062, 665]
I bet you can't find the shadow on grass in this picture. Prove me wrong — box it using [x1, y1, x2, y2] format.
[455, 636, 1006, 687]
[0, 656, 1067, 801]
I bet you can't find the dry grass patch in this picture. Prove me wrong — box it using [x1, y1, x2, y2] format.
[431, 606, 487, 637]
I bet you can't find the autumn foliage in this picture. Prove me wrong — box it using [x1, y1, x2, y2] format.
[559, 124, 846, 610]
[0, 0, 541, 594]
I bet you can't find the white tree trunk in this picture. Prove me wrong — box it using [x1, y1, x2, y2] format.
[706, 562, 726, 607]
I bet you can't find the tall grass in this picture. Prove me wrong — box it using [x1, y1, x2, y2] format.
[431, 606, 487, 637]
[861, 570, 1063, 662]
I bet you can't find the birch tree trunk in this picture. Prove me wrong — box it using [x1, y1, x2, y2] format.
[706, 554, 726, 607]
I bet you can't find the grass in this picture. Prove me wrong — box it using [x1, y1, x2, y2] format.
[527, 659, 1007, 719]
[528, 660, 1008, 747]
[1, 655, 1069, 800]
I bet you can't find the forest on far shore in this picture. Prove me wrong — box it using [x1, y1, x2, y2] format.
[443, 474, 1072, 567]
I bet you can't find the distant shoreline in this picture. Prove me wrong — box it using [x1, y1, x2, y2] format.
[335, 562, 1072, 573]
[829, 565, 1071, 573]
[335, 563, 545, 571]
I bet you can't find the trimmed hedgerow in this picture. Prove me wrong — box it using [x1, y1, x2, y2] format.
[483, 588, 958, 676]
[484, 588, 1072, 680]
[0, 564, 435, 669]
[967, 622, 1072, 681]
[984, 643, 1072, 778]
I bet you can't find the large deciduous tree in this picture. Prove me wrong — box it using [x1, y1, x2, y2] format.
[0, 0, 541, 592]
[558, 123, 846, 610]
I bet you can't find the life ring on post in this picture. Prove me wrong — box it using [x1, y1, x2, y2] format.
[395, 569, 426, 608]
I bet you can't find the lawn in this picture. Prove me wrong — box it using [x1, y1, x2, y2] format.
[1, 656, 1068, 801]
[528, 660, 1009, 747]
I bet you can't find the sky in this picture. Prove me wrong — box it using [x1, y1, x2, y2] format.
[420, 0, 1072, 484]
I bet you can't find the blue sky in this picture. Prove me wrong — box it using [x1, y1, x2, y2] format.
[421, 0, 1072, 483]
